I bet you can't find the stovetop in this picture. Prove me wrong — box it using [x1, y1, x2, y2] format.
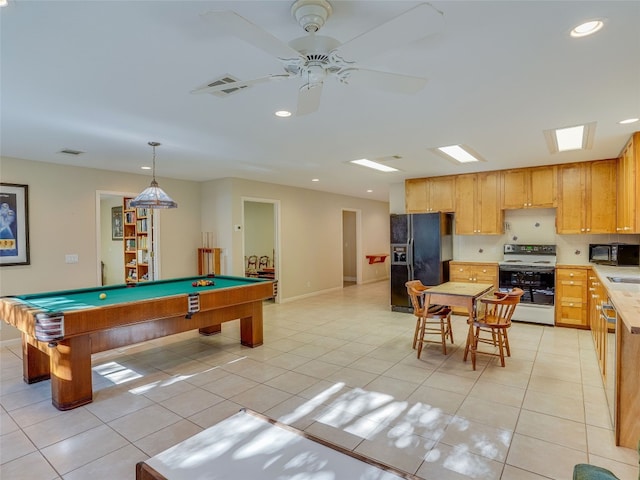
[500, 244, 557, 268]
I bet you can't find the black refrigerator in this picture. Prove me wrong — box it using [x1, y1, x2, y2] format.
[390, 213, 453, 312]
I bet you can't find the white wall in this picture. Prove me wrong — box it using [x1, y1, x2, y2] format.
[201, 178, 390, 300]
[0, 156, 202, 341]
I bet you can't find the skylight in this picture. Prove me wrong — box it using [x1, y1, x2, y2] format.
[555, 125, 585, 151]
[437, 145, 481, 163]
[544, 122, 596, 153]
[350, 159, 398, 172]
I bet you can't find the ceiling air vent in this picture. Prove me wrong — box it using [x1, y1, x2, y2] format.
[58, 149, 84, 156]
[204, 75, 249, 97]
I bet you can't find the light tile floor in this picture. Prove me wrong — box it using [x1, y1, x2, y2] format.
[1, 281, 638, 479]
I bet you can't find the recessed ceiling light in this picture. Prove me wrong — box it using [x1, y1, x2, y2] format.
[0, 0, 8, 7]
[619, 118, 639, 125]
[366, 189, 373, 193]
[570, 20, 604, 38]
[275, 110, 292, 117]
[141, 166, 151, 170]
[350, 159, 398, 172]
[435, 145, 483, 163]
[543, 122, 596, 153]
[312, 178, 319, 182]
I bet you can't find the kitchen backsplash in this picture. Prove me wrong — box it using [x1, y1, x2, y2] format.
[453, 208, 640, 264]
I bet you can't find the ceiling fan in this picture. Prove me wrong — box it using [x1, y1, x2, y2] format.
[191, 0, 444, 115]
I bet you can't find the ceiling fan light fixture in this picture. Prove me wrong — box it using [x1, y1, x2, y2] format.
[291, 0, 332, 33]
[130, 142, 178, 209]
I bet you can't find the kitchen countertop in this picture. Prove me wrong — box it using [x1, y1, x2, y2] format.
[590, 265, 640, 334]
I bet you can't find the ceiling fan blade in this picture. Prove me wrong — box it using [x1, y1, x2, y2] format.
[336, 3, 444, 63]
[191, 74, 292, 95]
[344, 69, 427, 94]
[296, 83, 323, 116]
[201, 11, 304, 61]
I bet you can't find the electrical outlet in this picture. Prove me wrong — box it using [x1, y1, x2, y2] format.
[65, 254, 79, 264]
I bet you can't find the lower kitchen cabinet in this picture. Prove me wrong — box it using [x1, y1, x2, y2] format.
[555, 266, 589, 328]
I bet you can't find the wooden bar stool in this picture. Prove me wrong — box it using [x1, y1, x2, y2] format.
[405, 280, 453, 357]
[469, 288, 524, 370]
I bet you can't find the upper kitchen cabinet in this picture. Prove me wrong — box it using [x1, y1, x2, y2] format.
[405, 178, 428, 213]
[556, 159, 617, 234]
[501, 166, 557, 209]
[455, 172, 504, 235]
[405, 176, 455, 213]
[616, 132, 639, 233]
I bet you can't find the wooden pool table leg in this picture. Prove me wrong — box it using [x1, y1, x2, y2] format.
[50, 336, 93, 411]
[22, 334, 51, 384]
[240, 302, 263, 347]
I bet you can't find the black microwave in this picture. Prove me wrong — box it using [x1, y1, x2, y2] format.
[589, 243, 640, 266]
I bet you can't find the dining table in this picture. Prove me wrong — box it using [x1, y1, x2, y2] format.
[421, 281, 494, 362]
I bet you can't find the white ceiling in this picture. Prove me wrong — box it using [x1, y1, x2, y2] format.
[1, 1, 639, 202]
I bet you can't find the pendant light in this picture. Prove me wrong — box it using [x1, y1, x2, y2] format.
[130, 142, 177, 209]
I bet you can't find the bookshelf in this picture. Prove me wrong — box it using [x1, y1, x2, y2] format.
[123, 197, 152, 283]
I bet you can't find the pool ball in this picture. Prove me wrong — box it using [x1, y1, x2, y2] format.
[99, 293, 107, 300]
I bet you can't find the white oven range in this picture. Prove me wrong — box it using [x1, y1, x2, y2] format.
[498, 244, 556, 326]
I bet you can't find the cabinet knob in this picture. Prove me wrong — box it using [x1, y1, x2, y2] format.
[569, 273, 574, 277]
[569, 303, 574, 307]
[569, 281, 574, 285]
[482, 269, 487, 273]
[586, 228, 590, 232]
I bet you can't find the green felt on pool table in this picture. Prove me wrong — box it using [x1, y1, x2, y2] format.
[12, 276, 268, 312]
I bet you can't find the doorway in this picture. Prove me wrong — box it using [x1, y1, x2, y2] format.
[342, 209, 360, 287]
[96, 191, 160, 286]
[242, 198, 280, 302]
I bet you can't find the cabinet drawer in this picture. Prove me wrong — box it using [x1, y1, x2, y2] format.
[557, 269, 587, 281]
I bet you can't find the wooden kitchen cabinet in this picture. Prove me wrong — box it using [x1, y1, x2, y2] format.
[556, 159, 617, 234]
[501, 166, 557, 209]
[405, 178, 428, 213]
[555, 266, 589, 328]
[616, 132, 639, 233]
[405, 176, 455, 213]
[449, 261, 498, 315]
[588, 271, 611, 378]
[426, 176, 456, 212]
[455, 172, 503, 235]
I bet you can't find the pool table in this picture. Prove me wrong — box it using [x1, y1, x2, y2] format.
[0, 275, 274, 411]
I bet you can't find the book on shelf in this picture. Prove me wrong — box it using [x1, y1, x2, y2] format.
[136, 218, 148, 232]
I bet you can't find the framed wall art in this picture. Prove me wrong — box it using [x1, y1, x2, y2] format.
[0, 183, 30, 266]
[111, 206, 123, 240]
